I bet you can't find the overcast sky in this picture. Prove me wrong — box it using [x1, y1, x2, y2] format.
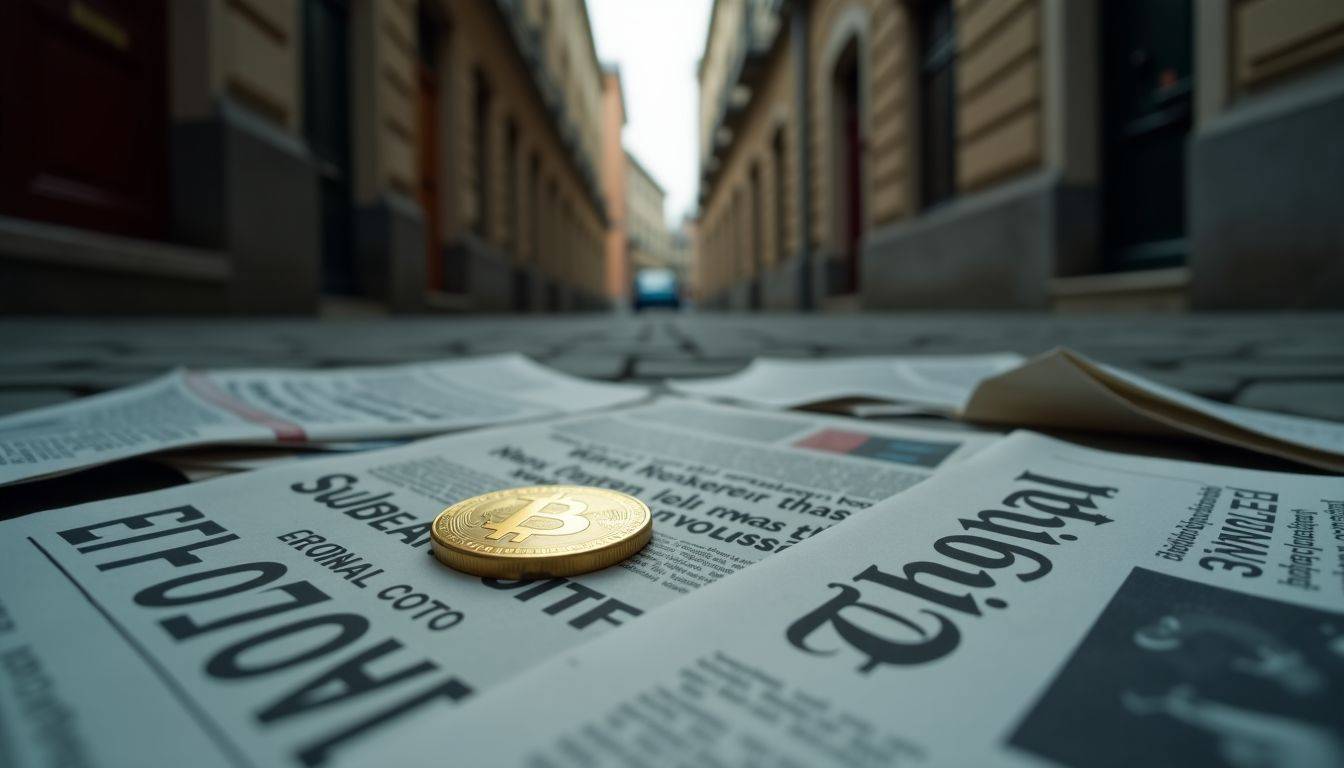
[587, 0, 713, 226]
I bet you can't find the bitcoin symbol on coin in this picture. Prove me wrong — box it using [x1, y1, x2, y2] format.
[482, 490, 592, 542]
[432, 486, 652, 578]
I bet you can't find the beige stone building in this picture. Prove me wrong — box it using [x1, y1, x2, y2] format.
[625, 152, 674, 273]
[601, 67, 688, 304]
[0, 0, 610, 313]
[666, 217, 696, 289]
[696, 0, 1344, 310]
[600, 66, 632, 302]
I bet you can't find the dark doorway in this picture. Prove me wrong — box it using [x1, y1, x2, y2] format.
[505, 118, 527, 309]
[831, 39, 863, 295]
[304, 0, 354, 293]
[0, 0, 168, 238]
[749, 164, 763, 310]
[417, 1, 443, 292]
[545, 180, 559, 311]
[473, 71, 492, 240]
[1101, 0, 1192, 271]
[516, 153, 539, 311]
[772, 128, 787, 268]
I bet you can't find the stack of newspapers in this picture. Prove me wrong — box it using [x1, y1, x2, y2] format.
[1, 351, 1340, 767]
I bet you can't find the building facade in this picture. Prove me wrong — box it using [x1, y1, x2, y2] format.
[666, 217, 696, 290]
[625, 152, 674, 274]
[695, 0, 1344, 311]
[0, 0, 609, 314]
[600, 66, 632, 303]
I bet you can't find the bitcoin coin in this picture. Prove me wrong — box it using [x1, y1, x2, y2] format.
[430, 486, 652, 578]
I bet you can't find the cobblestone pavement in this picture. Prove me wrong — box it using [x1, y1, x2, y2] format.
[3, 312, 1344, 421]
[3, 311, 1343, 514]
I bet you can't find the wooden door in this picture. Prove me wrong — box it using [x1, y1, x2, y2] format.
[0, 0, 168, 238]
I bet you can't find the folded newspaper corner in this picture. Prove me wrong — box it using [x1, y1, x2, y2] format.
[671, 348, 1344, 473]
[362, 429, 1344, 767]
[963, 348, 1344, 473]
[0, 353, 649, 488]
[0, 397, 997, 767]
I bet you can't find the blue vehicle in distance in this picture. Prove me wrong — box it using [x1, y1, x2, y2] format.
[633, 268, 680, 311]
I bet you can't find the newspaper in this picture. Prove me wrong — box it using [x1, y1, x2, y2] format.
[154, 441, 413, 482]
[669, 354, 1025, 414]
[672, 349, 1344, 472]
[0, 398, 995, 767]
[384, 430, 1344, 767]
[964, 350, 1344, 472]
[0, 354, 646, 487]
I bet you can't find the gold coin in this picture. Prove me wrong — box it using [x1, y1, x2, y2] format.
[430, 486, 652, 578]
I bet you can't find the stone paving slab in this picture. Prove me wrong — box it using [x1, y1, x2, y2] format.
[632, 358, 750, 380]
[542, 353, 630, 381]
[0, 387, 79, 416]
[1, 312, 1342, 424]
[1234, 381, 1344, 421]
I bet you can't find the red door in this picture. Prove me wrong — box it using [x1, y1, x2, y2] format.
[0, 0, 168, 238]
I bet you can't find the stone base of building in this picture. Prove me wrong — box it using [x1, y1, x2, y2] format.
[697, 290, 727, 310]
[172, 101, 321, 313]
[0, 215, 233, 314]
[353, 193, 424, 312]
[1, 101, 321, 315]
[760, 256, 805, 310]
[445, 234, 514, 312]
[861, 172, 1098, 310]
[725, 281, 753, 310]
[1050, 267, 1192, 312]
[510, 266, 533, 312]
[572, 291, 610, 311]
[501, 266, 547, 313]
[1189, 64, 1344, 309]
[556, 283, 579, 312]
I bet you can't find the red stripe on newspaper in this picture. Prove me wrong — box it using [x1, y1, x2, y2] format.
[793, 428, 870, 454]
[183, 372, 307, 442]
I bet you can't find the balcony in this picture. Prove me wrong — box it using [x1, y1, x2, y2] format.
[699, 0, 785, 197]
[491, 0, 608, 221]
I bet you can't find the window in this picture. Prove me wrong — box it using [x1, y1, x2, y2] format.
[473, 70, 493, 238]
[772, 128, 787, 266]
[919, 0, 957, 207]
[829, 36, 864, 294]
[733, 188, 745, 280]
[749, 163, 762, 271]
[504, 118, 518, 250]
[528, 153, 540, 262]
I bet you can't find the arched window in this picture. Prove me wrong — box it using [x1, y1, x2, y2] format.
[830, 36, 863, 294]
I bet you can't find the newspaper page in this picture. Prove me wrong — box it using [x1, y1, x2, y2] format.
[668, 354, 1024, 413]
[965, 350, 1344, 472]
[0, 398, 996, 767]
[0, 354, 647, 487]
[395, 430, 1344, 767]
[669, 350, 1344, 471]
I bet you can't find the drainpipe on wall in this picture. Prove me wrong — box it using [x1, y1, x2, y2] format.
[790, 0, 814, 311]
